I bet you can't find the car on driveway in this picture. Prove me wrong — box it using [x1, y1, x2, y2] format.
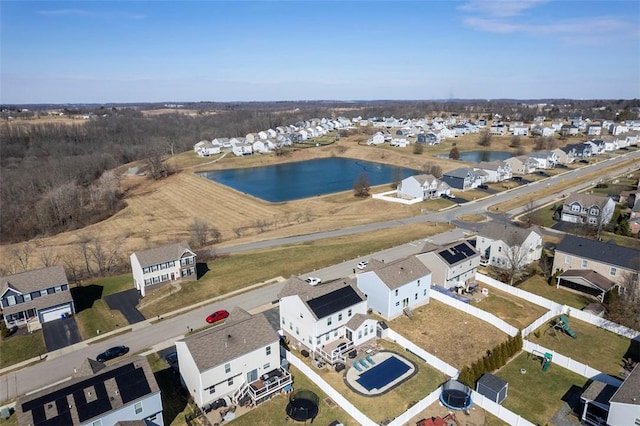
[97, 345, 129, 363]
[305, 277, 322, 286]
[357, 260, 369, 270]
[441, 193, 456, 200]
[478, 184, 489, 190]
[165, 351, 179, 371]
[206, 309, 230, 324]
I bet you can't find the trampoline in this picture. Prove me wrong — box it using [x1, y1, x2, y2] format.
[440, 379, 473, 410]
[286, 390, 319, 422]
[356, 356, 411, 391]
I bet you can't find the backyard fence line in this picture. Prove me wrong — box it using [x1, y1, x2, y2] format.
[430, 289, 519, 337]
[285, 352, 377, 426]
[386, 389, 440, 426]
[386, 329, 459, 378]
[372, 190, 423, 205]
[470, 390, 535, 426]
[522, 307, 564, 338]
[522, 340, 623, 387]
[476, 273, 640, 340]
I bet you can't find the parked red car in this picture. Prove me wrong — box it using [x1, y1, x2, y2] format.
[206, 309, 229, 324]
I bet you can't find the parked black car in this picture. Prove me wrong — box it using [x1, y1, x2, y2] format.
[97, 345, 129, 363]
[478, 184, 489, 190]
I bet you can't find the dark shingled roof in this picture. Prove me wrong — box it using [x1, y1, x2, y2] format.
[132, 241, 194, 268]
[555, 234, 640, 270]
[559, 270, 616, 291]
[0, 266, 68, 295]
[364, 256, 430, 290]
[610, 363, 640, 405]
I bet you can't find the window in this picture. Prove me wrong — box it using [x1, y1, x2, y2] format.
[358, 330, 362, 339]
[395, 289, 398, 296]
[415, 293, 418, 300]
[208, 386, 216, 394]
[289, 322, 293, 331]
[23, 294, 31, 302]
[316, 337, 321, 345]
[143, 267, 150, 274]
[327, 317, 332, 326]
[228, 378, 234, 386]
[610, 267, 617, 276]
[263, 363, 270, 370]
[299, 313, 303, 318]
[395, 301, 400, 307]
[423, 289, 427, 296]
[6, 296, 15, 306]
[565, 255, 571, 264]
[348, 309, 352, 317]
[92, 421, 102, 426]
[338, 313, 342, 321]
[581, 259, 588, 268]
[225, 363, 231, 373]
[266, 346, 271, 356]
[325, 333, 329, 341]
[54, 286, 62, 293]
[40, 290, 47, 296]
[417, 279, 420, 286]
[281, 317, 285, 325]
[498, 246, 502, 252]
[571, 204, 580, 212]
[364, 326, 368, 336]
[161, 274, 169, 281]
[134, 402, 143, 414]
[296, 327, 299, 335]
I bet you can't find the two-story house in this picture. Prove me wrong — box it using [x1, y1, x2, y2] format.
[416, 240, 480, 290]
[505, 156, 537, 175]
[553, 146, 576, 164]
[552, 234, 640, 287]
[441, 168, 482, 191]
[278, 278, 377, 365]
[176, 308, 291, 409]
[356, 256, 431, 319]
[16, 356, 163, 426]
[396, 174, 450, 200]
[528, 150, 558, 169]
[130, 241, 197, 297]
[560, 193, 615, 226]
[475, 223, 543, 270]
[1, 266, 74, 329]
[473, 161, 512, 183]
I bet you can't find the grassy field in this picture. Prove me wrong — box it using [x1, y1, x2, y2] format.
[529, 316, 633, 376]
[497, 352, 589, 425]
[471, 285, 548, 330]
[390, 300, 510, 369]
[0, 330, 46, 369]
[517, 275, 592, 309]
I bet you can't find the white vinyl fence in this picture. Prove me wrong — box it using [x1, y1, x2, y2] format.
[386, 389, 441, 426]
[470, 391, 535, 426]
[386, 328, 459, 378]
[430, 289, 519, 337]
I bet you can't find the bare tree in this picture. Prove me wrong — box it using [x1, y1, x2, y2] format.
[191, 218, 209, 247]
[62, 252, 83, 284]
[421, 162, 442, 178]
[77, 234, 95, 277]
[39, 246, 59, 268]
[353, 173, 370, 197]
[449, 147, 460, 160]
[10, 242, 33, 271]
[478, 130, 492, 147]
[501, 228, 533, 285]
[510, 135, 521, 148]
[605, 270, 640, 330]
[521, 198, 538, 227]
[210, 226, 222, 244]
[146, 148, 172, 180]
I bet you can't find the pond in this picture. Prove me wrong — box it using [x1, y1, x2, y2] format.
[198, 157, 418, 202]
[437, 150, 514, 162]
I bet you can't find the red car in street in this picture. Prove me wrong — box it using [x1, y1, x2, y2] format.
[206, 309, 229, 324]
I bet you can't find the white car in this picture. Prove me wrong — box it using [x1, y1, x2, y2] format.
[305, 277, 322, 286]
[357, 260, 369, 270]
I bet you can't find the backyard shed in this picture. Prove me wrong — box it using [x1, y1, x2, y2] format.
[476, 373, 508, 404]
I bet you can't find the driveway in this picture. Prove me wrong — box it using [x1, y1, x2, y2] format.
[42, 317, 83, 352]
[104, 289, 145, 324]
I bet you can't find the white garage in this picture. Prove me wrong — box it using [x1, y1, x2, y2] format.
[39, 305, 73, 323]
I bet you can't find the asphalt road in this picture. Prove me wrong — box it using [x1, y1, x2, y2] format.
[1, 149, 638, 404]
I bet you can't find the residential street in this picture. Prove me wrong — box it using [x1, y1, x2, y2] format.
[1, 149, 638, 405]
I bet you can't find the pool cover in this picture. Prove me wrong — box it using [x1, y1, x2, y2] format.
[356, 356, 410, 391]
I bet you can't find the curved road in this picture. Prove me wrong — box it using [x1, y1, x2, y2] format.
[1, 149, 639, 404]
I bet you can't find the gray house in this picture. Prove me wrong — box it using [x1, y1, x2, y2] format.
[441, 168, 481, 191]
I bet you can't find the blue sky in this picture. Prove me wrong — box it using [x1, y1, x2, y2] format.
[1, 1, 639, 104]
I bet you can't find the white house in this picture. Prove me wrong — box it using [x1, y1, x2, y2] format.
[416, 240, 480, 289]
[130, 241, 196, 297]
[397, 174, 450, 200]
[528, 150, 558, 169]
[356, 256, 431, 319]
[176, 308, 291, 408]
[580, 364, 640, 426]
[475, 223, 543, 270]
[278, 278, 377, 365]
[16, 356, 163, 426]
[505, 156, 537, 175]
[194, 140, 221, 157]
[231, 142, 253, 156]
[560, 193, 616, 226]
[367, 132, 385, 145]
[473, 161, 512, 182]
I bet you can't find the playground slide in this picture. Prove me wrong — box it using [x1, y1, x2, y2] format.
[559, 314, 577, 338]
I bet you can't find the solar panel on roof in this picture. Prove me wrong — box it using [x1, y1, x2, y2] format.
[307, 286, 362, 319]
[456, 243, 476, 257]
[116, 367, 151, 404]
[438, 249, 465, 265]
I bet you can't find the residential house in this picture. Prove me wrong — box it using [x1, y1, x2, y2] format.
[489, 122, 508, 136]
[553, 147, 576, 164]
[397, 174, 450, 200]
[176, 308, 290, 408]
[586, 124, 602, 136]
[556, 270, 616, 301]
[629, 198, 640, 234]
[473, 161, 512, 182]
[16, 356, 163, 426]
[1, 266, 75, 328]
[580, 363, 640, 426]
[367, 132, 385, 145]
[390, 138, 409, 148]
[511, 124, 529, 136]
[231, 142, 253, 156]
[560, 124, 580, 137]
[585, 140, 606, 155]
[609, 124, 629, 135]
[560, 193, 615, 226]
[266, 128, 277, 138]
[441, 168, 482, 191]
[528, 150, 558, 169]
[278, 278, 377, 365]
[257, 131, 268, 140]
[417, 132, 439, 145]
[416, 240, 480, 289]
[505, 156, 537, 175]
[531, 125, 554, 137]
[552, 234, 640, 286]
[474, 223, 543, 270]
[130, 241, 196, 297]
[356, 256, 431, 319]
[565, 142, 593, 158]
[252, 140, 275, 154]
[194, 140, 221, 157]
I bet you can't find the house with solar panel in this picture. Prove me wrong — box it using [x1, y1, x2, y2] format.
[416, 240, 480, 290]
[15, 356, 163, 426]
[278, 278, 377, 365]
[1, 265, 75, 330]
[356, 256, 432, 319]
[130, 241, 197, 297]
[175, 308, 291, 409]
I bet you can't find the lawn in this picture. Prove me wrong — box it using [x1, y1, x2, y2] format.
[496, 352, 589, 425]
[529, 316, 633, 376]
[147, 353, 190, 426]
[291, 339, 446, 424]
[74, 299, 128, 340]
[517, 275, 591, 310]
[0, 330, 46, 369]
[390, 300, 510, 369]
[228, 365, 358, 426]
[471, 286, 548, 330]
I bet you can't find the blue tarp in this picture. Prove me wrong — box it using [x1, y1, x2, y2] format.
[432, 285, 471, 303]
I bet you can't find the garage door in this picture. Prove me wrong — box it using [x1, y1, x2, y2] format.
[40, 305, 72, 323]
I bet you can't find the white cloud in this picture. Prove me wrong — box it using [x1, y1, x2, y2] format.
[458, 0, 549, 18]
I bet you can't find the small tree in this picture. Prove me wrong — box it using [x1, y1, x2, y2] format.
[412, 143, 423, 155]
[510, 135, 521, 148]
[449, 147, 460, 160]
[478, 130, 492, 147]
[353, 173, 370, 198]
[209, 226, 222, 244]
[191, 218, 209, 248]
[421, 162, 443, 178]
[0, 321, 9, 338]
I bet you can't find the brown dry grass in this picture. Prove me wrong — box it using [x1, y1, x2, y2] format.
[390, 299, 510, 369]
